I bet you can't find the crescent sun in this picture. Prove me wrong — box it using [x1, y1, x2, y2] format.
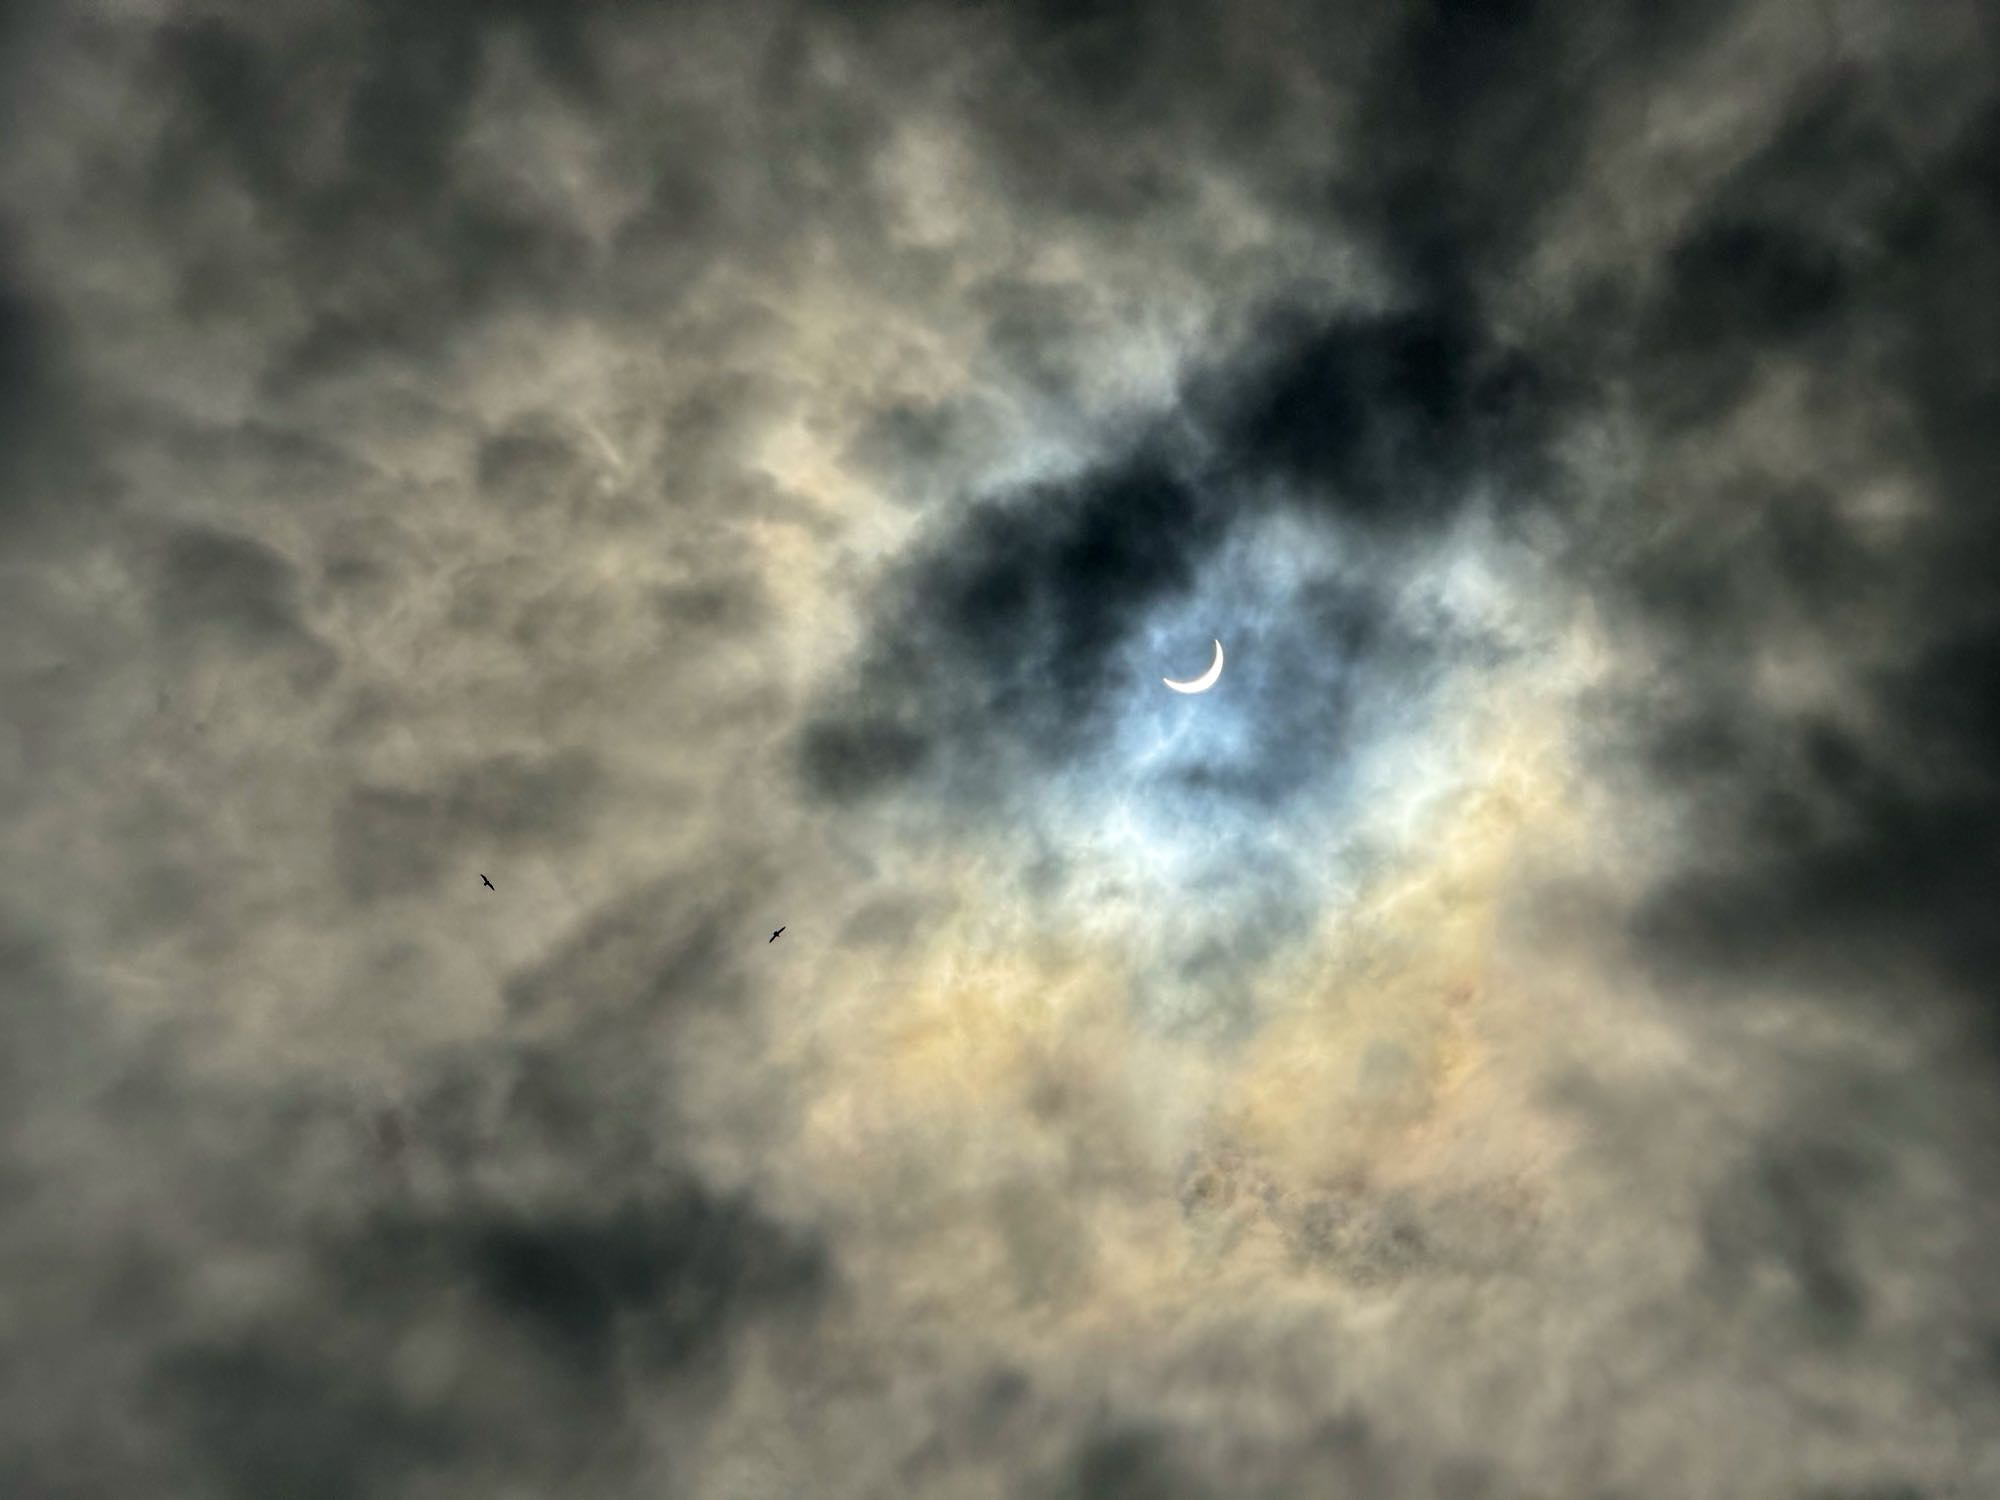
[1163, 638, 1225, 694]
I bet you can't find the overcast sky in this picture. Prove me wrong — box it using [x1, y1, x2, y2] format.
[4, 1, 1999, 1496]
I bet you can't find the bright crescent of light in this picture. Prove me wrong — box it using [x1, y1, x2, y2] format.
[1163, 639, 1224, 694]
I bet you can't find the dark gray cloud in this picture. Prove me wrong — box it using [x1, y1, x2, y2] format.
[126, 1136, 827, 1499]
[799, 299, 1541, 822]
[801, 454, 1219, 800]
[153, 523, 322, 649]
[1572, 78, 2000, 1061]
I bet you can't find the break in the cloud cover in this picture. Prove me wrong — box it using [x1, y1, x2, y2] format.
[4, 0, 1999, 1495]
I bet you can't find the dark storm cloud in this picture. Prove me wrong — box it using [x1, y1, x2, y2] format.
[153, 524, 315, 648]
[150, 1340, 455, 1500]
[797, 297, 1544, 850]
[1334, 1, 1745, 297]
[405, 1184, 827, 1377]
[1511, 60, 2000, 1495]
[1049, 1423, 1211, 1500]
[0, 249, 56, 492]
[148, 4, 610, 379]
[1625, 73, 1919, 432]
[1200, 300, 1556, 525]
[1701, 1130, 1877, 1346]
[135, 0, 925, 413]
[1031, 1405, 1433, 1500]
[146, 522, 342, 701]
[947, 0, 1736, 303]
[475, 416, 593, 513]
[800, 454, 1218, 802]
[139, 1151, 826, 1499]
[0, 238, 104, 538]
[1583, 76, 2000, 1053]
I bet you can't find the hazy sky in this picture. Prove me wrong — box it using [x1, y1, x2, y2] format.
[4, 2, 1999, 1496]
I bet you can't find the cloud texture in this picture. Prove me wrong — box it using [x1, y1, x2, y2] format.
[4, 1, 1999, 1495]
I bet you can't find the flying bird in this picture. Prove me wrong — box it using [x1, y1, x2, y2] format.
[480, 874, 495, 890]
[770, 926, 785, 943]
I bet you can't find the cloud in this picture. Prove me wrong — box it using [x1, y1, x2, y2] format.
[335, 749, 602, 901]
[798, 299, 1544, 819]
[3, 0, 1999, 1496]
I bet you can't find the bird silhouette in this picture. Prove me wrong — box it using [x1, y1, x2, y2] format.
[481, 875, 495, 890]
[769, 926, 784, 943]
